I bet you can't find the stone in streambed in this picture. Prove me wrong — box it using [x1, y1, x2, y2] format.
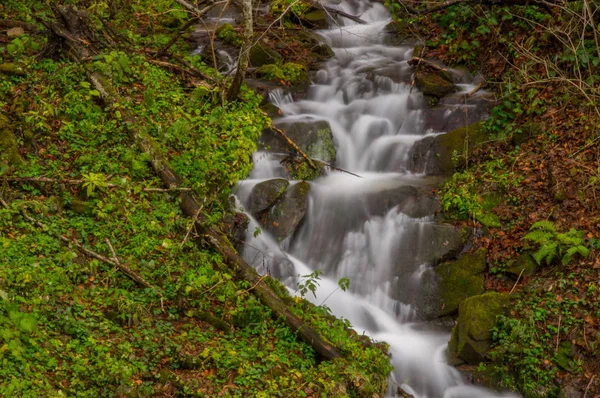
[250, 42, 283, 67]
[414, 70, 455, 99]
[265, 181, 310, 241]
[299, 9, 329, 29]
[419, 248, 487, 319]
[409, 121, 488, 175]
[447, 292, 510, 365]
[248, 178, 289, 216]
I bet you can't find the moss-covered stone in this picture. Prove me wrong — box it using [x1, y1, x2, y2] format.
[248, 178, 289, 215]
[414, 70, 454, 99]
[409, 121, 488, 175]
[447, 292, 510, 365]
[300, 9, 328, 29]
[555, 342, 575, 371]
[420, 248, 487, 319]
[0, 112, 24, 174]
[506, 253, 538, 279]
[250, 43, 284, 67]
[215, 23, 243, 47]
[68, 199, 94, 215]
[511, 122, 543, 146]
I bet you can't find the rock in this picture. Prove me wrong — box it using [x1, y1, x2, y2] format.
[555, 341, 576, 371]
[506, 253, 538, 279]
[295, 30, 335, 65]
[559, 384, 584, 398]
[414, 70, 455, 99]
[222, 212, 250, 252]
[382, 20, 409, 46]
[265, 181, 310, 241]
[511, 122, 543, 146]
[0, 63, 25, 76]
[248, 178, 289, 215]
[7, 27, 25, 37]
[276, 120, 336, 163]
[419, 248, 487, 319]
[300, 9, 329, 29]
[447, 292, 510, 365]
[250, 42, 284, 67]
[68, 199, 93, 215]
[0, 112, 23, 174]
[409, 121, 488, 175]
[260, 102, 282, 118]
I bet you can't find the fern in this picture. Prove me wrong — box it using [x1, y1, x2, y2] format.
[524, 221, 589, 266]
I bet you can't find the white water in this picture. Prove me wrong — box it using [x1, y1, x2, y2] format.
[235, 1, 520, 397]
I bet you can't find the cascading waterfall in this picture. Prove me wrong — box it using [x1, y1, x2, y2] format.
[235, 1, 521, 396]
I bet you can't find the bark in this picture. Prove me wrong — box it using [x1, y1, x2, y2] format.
[226, 0, 253, 101]
[44, 6, 342, 360]
[0, 19, 38, 32]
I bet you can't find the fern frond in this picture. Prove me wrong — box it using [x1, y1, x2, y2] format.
[530, 220, 556, 232]
[524, 231, 553, 244]
[533, 242, 557, 265]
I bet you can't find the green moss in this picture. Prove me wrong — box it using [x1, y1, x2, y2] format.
[414, 70, 454, 98]
[291, 160, 324, 181]
[448, 292, 510, 365]
[255, 63, 309, 87]
[307, 128, 336, 163]
[249, 45, 284, 67]
[215, 23, 243, 47]
[438, 120, 487, 170]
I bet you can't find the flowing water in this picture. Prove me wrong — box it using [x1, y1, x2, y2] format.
[234, 1, 520, 396]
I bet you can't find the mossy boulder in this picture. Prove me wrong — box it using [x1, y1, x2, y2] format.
[382, 20, 408, 46]
[265, 181, 310, 242]
[250, 43, 284, 67]
[295, 31, 335, 65]
[511, 121, 543, 146]
[447, 292, 510, 365]
[0, 112, 24, 174]
[409, 121, 488, 175]
[419, 248, 487, 319]
[247, 178, 289, 216]
[506, 253, 538, 279]
[300, 9, 329, 29]
[67, 199, 94, 215]
[414, 70, 454, 99]
[215, 23, 243, 47]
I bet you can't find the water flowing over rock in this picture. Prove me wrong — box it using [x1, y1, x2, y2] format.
[247, 178, 289, 216]
[234, 0, 519, 395]
[414, 70, 455, 99]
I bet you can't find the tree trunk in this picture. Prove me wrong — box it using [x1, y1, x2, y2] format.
[44, 6, 342, 360]
[226, 0, 253, 101]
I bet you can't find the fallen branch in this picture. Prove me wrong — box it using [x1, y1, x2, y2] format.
[313, 159, 363, 178]
[0, 197, 155, 290]
[0, 19, 38, 32]
[267, 125, 318, 171]
[3, 176, 192, 192]
[156, 17, 199, 57]
[467, 81, 486, 97]
[43, 6, 341, 360]
[408, 56, 449, 72]
[313, 2, 367, 24]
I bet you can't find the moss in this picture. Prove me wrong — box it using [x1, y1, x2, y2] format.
[421, 248, 486, 318]
[215, 23, 243, 47]
[68, 199, 93, 215]
[447, 292, 510, 365]
[506, 253, 538, 278]
[255, 63, 309, 87]
[0, 112, 24, 173]
[307, 128, 336, 163]
[249, 44, 284, 67]
[414, 70, 454, 98]
[291, 159, 324, 181]
[0, 63, 25, 76]
[438, 120, 487, 170]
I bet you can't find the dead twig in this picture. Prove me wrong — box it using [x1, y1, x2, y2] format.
[156, 17, 199, 57]
[509, 268, 525, 295]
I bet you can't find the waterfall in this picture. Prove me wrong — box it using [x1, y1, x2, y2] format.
[235, 1, 520, 396]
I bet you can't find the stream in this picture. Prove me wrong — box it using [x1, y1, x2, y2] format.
[234, 0, 521, 396]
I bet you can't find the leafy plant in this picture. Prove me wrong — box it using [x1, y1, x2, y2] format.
[81, 172, 108, 197]
[523, 220, 589, 265]
[297, 269, 323, 298]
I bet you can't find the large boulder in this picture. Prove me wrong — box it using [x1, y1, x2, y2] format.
[419, 248, 487, 319]
[265, 181, 310, 242]
[299, 9, 329, 29]
[409, 121, 488, 175]
[250, 42, 284, 67]
[414, 70, 454, 99]
[247, 178, 289, 216]
[447, 292, 510, 365]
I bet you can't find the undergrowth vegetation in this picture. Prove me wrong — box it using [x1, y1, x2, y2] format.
[0, 0, 392, 396]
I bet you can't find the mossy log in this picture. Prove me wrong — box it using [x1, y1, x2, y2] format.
[45, 5, 342, 360]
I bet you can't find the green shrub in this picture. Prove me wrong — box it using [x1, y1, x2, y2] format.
[523, 220, 589, 265]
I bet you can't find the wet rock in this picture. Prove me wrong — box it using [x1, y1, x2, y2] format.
[414, 70, 454, 99]
[300, 9, 329, 29]
[506, 253, 538, 279]
[250, 42, 284, 67]
[447, 292, 510, 365]
[511, 121, 543, 146]
[409, 121, 488, 175]
[265, 181, 310, 241]
[260, 102, 282, 118]
[419, 248, 487, 319]
[0, 112, 23, 174]
[382, 20, 409, 46]
[248, 178, 289, 215]
[398, 192, 440, 218]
